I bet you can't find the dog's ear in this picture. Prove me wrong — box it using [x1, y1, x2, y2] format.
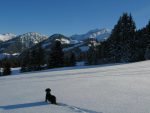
[45, 88, 51, 92]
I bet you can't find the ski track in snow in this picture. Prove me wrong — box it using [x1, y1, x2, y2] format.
[58, 103, 101, 113]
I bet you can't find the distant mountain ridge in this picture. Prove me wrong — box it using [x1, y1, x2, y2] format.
[71, 28, 111, 41]
[0, 33, 16, 42]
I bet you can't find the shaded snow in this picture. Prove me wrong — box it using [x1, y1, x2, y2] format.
[79, 46, 89, 52]
[0, 53, 19, 60]
[63, 42, 85, 51]
[11, 68, 21, 75]
[1, 61, 150, 113]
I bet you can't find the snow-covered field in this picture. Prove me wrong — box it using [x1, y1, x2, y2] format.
[1, 61, 150, 113]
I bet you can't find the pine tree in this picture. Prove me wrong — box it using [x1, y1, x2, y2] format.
[86, 46, 98, 65]
[144, 21, 150, 47]
[29, 49, 37, 70]
[2, 59, 11, 76]
[69, 52, 76, 66]
[134, 21, 150, 61]
[144, 45, 150, 60]
[0, 60, 2, 76]
[64, 55, 70, 67]
[35, 44, 45, 70]
[107, 13, 136, 62]
[48, 40, 64, 68]
[20, 44, 45, 72]
[20, 50, 30, 72]
[97, 41, 108, 63]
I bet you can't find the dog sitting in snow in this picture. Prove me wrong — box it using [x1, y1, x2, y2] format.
[45, 88, 57, 104]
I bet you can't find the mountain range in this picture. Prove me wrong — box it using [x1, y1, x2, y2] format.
[0, 28, 111, 59]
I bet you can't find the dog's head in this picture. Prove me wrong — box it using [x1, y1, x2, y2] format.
[45, 88, 51, 93]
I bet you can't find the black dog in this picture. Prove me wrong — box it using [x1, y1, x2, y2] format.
[45, 88, 57, 105]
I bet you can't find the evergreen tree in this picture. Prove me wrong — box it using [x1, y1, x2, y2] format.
[48, 40, 64, 68]
[20, 44, 45, 72]
[86, 45, 98, 65]
[134, 21, 150, 61]
[143, 21, 150, 60]
[20, 50, 30, 72]
[144, 21, 150, 48]
[2, 59, 11, 76]
[10, 58, 20, 68]
[0, 60, 2, 76]
[144, 45, 150, 60]
[107, 13, 136, 62]
[29, 49, 37, 70]
[27, 44, 45, 70]
[36, 44, 45, 70]
[69, 52, 76, 66]
[97, 41, 109, 63]
[70, 52, 76, 66]
[64, 55, 70, 67]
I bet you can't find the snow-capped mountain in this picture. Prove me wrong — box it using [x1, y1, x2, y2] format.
[18, 32, 48, 48]
[0, 28, 111, 59]
[63, 38, 100, 59]
[40, 34, 72, 50]
[0, 32, 48, 54]
[47, 34, 79, 45]
[71, 28, 111, 41]
[20, 34, 99, 60]
[0, 33, 16, 42]
[49, 34, 71, 44]
[39, 34, 93, 52]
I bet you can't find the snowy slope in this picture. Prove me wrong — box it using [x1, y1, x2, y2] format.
[1, 61, 150, 113]
[0, 33, 16, 41]
[71, 28, 111, 41]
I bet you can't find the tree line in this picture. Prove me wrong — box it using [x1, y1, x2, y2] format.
[20, 41, 76, 73]
[0, 59, 11, 76]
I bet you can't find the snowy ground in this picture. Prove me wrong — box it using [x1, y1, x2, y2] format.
[1, 61, 150, 113]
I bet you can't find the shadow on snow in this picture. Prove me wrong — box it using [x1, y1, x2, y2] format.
[0, 101, 102, 113]
[0, 101, 48, 110]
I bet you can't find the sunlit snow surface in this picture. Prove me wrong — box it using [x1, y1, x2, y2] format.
[1, 61, 150, 113]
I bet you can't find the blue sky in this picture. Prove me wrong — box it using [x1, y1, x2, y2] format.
[0, 0, 150, 36]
